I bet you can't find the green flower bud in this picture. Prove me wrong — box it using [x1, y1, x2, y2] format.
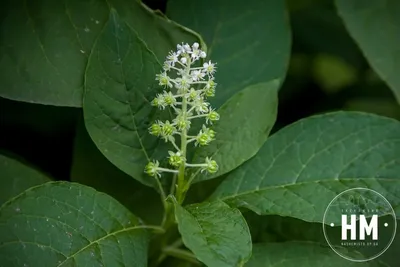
[210, 130, 216, 139]
[161, 121, 176, 137]
[173, 114, 191, 131]
[177, 119, 190, 131]
[204, 157, 218, 174]
[163, 91, 176, 106]
[204, 87, 215, 97]
[168, 151, 185, 167]
[204, 80, 216, 98]
[156, 72, 173, 88]
[149, 122, 162, 136]
[207, 110, 220, 124]
[195, 126, 216, 146]
[208, 80, 216, 88]
[204, 127, 216, 139]
[187, 88, 199, 101]
[151, 94, 165, 109]
[145, 160, 161, 177]
[197, 133, 210, 146]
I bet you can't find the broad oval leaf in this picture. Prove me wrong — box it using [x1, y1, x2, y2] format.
[166, 0, 291, 107]
[192, 80, 279, 182]
[174, 199, 252, 267]
[0, 182, 149, 266]
[246, 241, 384, 266]
[335, 0, 400, 103]
[211, 112, 400, 222]
[0, 154, 50, 206]
[0, 0, 201, 107]
[83, 9, 181, 187]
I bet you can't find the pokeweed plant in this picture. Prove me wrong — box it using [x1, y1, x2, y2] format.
[1, 0, 400, 267]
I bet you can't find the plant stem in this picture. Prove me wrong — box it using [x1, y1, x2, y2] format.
[176, 100, 187, 204]
[187, 168, 202, 186]
[135, 225, 166, 234]
[185, 163, 207, 167]
[175, 57, 191, 204]
[168, 238, 183, 248]
[154, 176, 169, 227]
[155, 238, 183, 265]
[170, 173, 177, 195]
[162, 247, 200, 265]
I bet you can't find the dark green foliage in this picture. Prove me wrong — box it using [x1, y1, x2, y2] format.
[1, 0, 399, 266]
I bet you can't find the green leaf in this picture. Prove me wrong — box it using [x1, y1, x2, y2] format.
[335, 0, 400, 103]
[246, 241, 384, 266]
[192, 80, 279, 182]
[211, 111, 400, 222]
[166, 0, 291, 107]
[173, 199, 252, 267]
[71, 119, 164, 225]
[83, 8, 190, 187]
[0, 182, 149, 266]
[0, 0, 108, 107]
[0, 0, 201, 107]
[245, 214, 400, 267]
[0, 154, 50, 206]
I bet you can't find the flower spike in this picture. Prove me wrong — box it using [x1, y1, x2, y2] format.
[145, 42, 220, 179]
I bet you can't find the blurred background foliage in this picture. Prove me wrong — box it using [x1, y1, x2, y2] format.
[2, 0, 399, 214]
[1, 2, 399, 263]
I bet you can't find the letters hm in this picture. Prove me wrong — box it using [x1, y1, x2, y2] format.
[341, 214, 378, 241]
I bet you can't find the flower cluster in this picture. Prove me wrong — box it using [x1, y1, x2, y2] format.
[145, 42, 219, 178]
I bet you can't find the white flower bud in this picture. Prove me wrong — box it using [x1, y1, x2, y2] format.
[184, 43, 191, 52]
[177, 43, 186, 54]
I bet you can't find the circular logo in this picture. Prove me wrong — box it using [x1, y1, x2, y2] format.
[323, 188, 396, 262]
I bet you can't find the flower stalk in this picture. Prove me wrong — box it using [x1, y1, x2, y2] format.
[145, 42, 219, 205]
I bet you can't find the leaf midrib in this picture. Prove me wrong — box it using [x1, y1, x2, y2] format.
[215, 177, 400, 201]
[57, 225, 146, 266]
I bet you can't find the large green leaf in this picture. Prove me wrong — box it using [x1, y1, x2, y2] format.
[211, 112, 400, 222]
[174, 199, 252, 267]
[0, 182, 149, 266]
[83, 8, 190, 187]
[246, 242, 384, 266]
[0, 0, 201, 107]
[192, 80, 279, 182]
[166, 0, 291, 108]
[335, 0, 400, 103]
[0, 154, 50, 206]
